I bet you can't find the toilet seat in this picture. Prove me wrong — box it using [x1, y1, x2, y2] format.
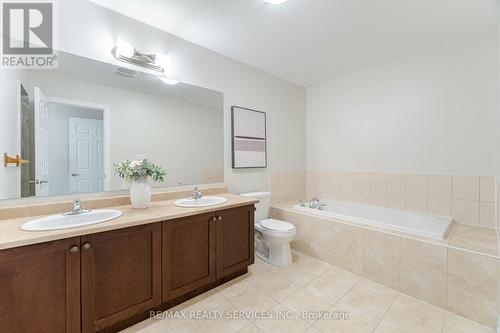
[256, 219, 296, 239]
[260, 219, 295, 232]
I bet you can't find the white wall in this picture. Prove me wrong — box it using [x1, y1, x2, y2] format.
[56, 0, 307, 195]
[307, 36, 498, 176]
[0, 71, 25, 199]
[48, 103, 103, 195]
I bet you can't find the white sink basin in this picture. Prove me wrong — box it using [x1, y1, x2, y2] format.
[21, 209, 123, 231]
[174, 196, 228, 208]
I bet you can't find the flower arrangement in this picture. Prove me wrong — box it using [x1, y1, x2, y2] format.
[114, 159, 166, 183]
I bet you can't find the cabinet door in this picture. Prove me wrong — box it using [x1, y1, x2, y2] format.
[0, 238, 81, 333]
[163, 213, 216, 302]
[216, 205, 255, 279]
[81, 223, 162, 333]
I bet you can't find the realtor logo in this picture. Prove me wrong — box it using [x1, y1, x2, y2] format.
[1, 0, 57, 68]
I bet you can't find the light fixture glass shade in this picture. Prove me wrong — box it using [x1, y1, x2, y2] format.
[115, 37, 134, 58]
[159, 77, 179, 85]
[155, 54, 171, 71]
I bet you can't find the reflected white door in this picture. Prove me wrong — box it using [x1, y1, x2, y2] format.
[69, 117, 104, 193]
[34, 87, 50, 196]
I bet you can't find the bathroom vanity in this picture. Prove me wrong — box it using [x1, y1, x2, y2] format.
[0, 194, 256, 333]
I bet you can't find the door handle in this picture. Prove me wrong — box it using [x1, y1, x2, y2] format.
[29, 179, 48, 184]
[71, 173, 79, 177]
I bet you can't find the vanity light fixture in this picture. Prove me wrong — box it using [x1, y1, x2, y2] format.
[112, 37, 166, 74]
[112, 38, 179, 85]
[264, 0, 288, 4]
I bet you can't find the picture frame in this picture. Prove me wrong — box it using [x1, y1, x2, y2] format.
[231, 106, 267, 169]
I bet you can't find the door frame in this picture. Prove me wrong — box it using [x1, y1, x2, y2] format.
[15, 80, 23, 197]
[47, 97, 111, 192]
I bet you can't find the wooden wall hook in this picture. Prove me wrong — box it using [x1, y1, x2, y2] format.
[3, 153, 29, 167]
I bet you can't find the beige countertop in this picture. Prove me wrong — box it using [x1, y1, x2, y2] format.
[0, 193, 257, 251]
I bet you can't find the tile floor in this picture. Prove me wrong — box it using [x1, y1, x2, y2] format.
[120, 252, 495, 333]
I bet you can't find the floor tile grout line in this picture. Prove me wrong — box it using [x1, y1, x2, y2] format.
[331, 276, 364, 307]
[371, 291, 401, 332]
[279, 301, 315, 332]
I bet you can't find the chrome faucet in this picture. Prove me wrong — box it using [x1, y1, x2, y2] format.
[64, 198, 91, 215]
[309, 197, 320, 209]
[192, 186, 203, 199]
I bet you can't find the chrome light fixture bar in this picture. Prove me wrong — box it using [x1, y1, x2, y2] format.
[111, 38, 165, 74]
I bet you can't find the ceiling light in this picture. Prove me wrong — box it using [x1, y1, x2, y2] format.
[159, 77, 179, 85]
[264, 0, 288, 4]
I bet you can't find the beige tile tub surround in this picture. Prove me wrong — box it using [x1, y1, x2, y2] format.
[270, 204, 500, 328]
[119, 253, 495, 333]
[271, 171, 306, 205]
[361, 229, 400, 290]
[306, 171, 497, 229]
[0, 192, 257, 251]
[400, 238, 448, 308]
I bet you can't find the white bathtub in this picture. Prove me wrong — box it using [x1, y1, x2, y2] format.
[294, 199, 454, 240]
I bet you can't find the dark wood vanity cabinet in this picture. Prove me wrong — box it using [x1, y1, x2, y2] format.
[0, 237, 81, 333]
[162, 205, 255, 302]
[0, 204, 254, 333]
[162, 212, 217, 302]
[216, 205, 255, 279]
[81, 223, 162, 333]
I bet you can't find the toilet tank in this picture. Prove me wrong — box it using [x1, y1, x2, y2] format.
[240, 191, 271, 223]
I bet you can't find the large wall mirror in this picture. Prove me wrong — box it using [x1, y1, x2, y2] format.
[0, 51, 224, 201]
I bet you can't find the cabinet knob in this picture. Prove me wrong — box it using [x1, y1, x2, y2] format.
[211, 216, 217, 222]
[217, 216, 222, 221]
[82, 242, 92, 251]
[70, 245, 79, 254]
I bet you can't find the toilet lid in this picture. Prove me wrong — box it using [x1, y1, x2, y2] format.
[260, 219, 295, 232]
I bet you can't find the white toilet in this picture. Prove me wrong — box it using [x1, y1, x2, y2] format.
[240, 191, 296, 267]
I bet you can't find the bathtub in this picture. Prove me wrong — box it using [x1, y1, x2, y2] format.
[294, 199, 454, 240]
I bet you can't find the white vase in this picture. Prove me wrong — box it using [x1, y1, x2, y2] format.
[130, 179, 152, 209]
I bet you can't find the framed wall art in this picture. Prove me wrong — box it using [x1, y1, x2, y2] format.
[231, 106, 267, 169]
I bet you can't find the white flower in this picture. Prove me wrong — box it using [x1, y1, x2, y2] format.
[129, 159, 143, 168]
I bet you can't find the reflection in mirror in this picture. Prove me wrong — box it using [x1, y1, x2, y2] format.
[0, 51, 224, 200]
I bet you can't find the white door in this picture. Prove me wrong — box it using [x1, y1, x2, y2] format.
[34, 87, 50, 196]
[69, 117, 105, 193]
